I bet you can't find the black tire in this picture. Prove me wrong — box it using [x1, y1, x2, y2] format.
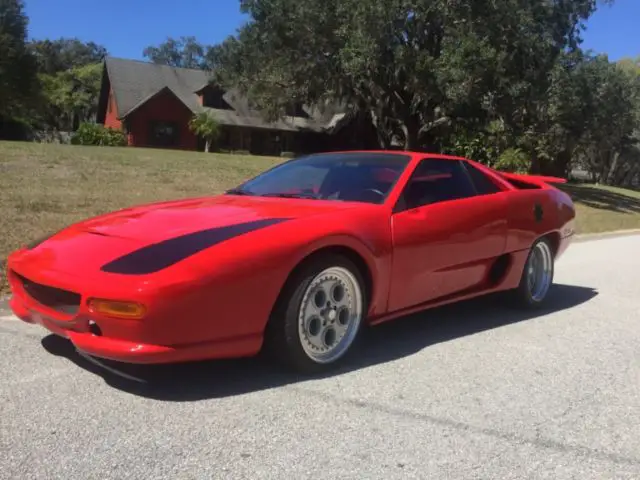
[264, 253, 367, 374]
[511, 236, 555, 309]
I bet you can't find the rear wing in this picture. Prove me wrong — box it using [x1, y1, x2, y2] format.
[494, 171, 567, 189]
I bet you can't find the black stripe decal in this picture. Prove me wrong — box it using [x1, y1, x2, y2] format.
[101, 217, 290, 275]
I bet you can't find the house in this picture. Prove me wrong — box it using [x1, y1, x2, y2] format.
[96, 57, 376, 155]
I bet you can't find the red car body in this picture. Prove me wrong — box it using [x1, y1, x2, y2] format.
[6, 151, 575, 367]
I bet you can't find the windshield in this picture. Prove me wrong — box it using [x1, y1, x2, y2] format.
[227, 152, 411, 204]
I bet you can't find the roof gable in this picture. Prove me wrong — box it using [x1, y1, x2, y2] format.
[123, 86, 191, 118]
[105, 57, 211, 119]
[103, 56, 348, 132]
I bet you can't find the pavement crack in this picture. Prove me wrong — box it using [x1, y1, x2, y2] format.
[290, 385, 640, 468]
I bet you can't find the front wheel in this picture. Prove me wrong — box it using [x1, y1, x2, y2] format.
[512, 237, 555, 308]
[265, 254, 366, 374]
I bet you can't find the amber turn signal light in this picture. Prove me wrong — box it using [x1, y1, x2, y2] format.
[87, 298, 147, 319]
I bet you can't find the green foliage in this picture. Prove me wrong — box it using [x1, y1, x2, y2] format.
[210, 0, 605, 151]
[28, 38, 108, 132]
[143, 36, 212, 69]
[548, 53, 640, 182]
[39, 62, 102, 131]
[206, 0, 640, 185]
[0, 0, 39, 122]
[70, 123, 127, 146]
[188, 112, 220, 152]
[617, 56, 640, 77]
[446, 120, 508, 166]
[494, 148, 530, 174]
[29, 38, 106, 75]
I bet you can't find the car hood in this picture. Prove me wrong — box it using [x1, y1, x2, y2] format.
[73, 194, 357, 243]
[10, 195, 360, 280]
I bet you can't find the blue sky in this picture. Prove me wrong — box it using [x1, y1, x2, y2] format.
[24, 0, 639, 61]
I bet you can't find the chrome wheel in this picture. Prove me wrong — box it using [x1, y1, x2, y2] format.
[298, 266, 363, 364]
[526, 240, 554, 302]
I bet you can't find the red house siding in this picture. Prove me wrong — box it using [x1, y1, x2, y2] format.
[125, 90, 197, 150]
[104, 89, 122, 130]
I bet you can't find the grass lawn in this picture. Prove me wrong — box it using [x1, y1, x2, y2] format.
[558, 183, 640, 234]
[1, 140, 639, 295]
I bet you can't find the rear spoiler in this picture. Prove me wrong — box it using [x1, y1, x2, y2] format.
[496, 171, 567, 186]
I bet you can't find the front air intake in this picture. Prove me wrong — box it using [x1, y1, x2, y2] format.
[14, 272, 81, 315]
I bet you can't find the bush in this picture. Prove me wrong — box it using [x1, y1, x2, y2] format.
[71, 123, 127, 146]
[280, 151, 296, 158]
[493, 148, 530, 174]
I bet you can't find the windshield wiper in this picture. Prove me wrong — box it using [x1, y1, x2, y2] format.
[260, 192, 319, 199]
[225, 188, 255, 196]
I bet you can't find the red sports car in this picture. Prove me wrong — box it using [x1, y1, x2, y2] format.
[7, 151, 575, 373]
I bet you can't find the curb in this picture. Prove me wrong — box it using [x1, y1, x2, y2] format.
[573, 229, 640, 243]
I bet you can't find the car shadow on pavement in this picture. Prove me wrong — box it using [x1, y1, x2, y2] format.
[41, 283, 598, 401]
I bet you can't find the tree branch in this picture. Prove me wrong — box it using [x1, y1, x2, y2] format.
[418, 116, 451, 135]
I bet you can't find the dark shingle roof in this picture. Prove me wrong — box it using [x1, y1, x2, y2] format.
[104, 57, 345, 132]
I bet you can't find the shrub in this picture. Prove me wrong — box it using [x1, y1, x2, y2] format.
[493, 148, 530, 174]
[188, 112, 220, 153]
[71, 123, 127, 146]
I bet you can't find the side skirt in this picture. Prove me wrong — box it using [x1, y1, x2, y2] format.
[368, 249, 530, 327]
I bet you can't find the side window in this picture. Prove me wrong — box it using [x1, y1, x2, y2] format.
[398, 159, 477, 211]
[463, 161, 502, 195]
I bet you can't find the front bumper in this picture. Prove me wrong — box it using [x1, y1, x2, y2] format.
[5, 255, 193, 364]
[7, 247, 264, 365]
[8, 275, 261, 365]
[8, 292, 188, 364]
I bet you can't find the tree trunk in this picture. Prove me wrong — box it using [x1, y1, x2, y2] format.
[370, 109, 391, 149]
[604, 152, 620, 185]
[598, 152, 611, 184]
[205, 139, 210, 153]
[403, 126, 419, 151]
[529, 153, 541, 174]
[402, 116, 420, 151]
[553, 150, 572, 177]
[376, 129, 390, 149]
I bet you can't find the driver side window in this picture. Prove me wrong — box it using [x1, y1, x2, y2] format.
[396, 159, 477, 212]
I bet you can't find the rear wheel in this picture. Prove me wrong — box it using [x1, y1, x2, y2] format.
[265, 254, 366, 374]
[512, 237, 555, 308]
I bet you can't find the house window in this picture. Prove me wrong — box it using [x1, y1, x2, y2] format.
[285, 102, 308, 118]
[201, 86, 232, 110]
[149, 121, 180, 147]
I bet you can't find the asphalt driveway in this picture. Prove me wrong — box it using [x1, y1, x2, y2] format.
[1, 234, 639, 479]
